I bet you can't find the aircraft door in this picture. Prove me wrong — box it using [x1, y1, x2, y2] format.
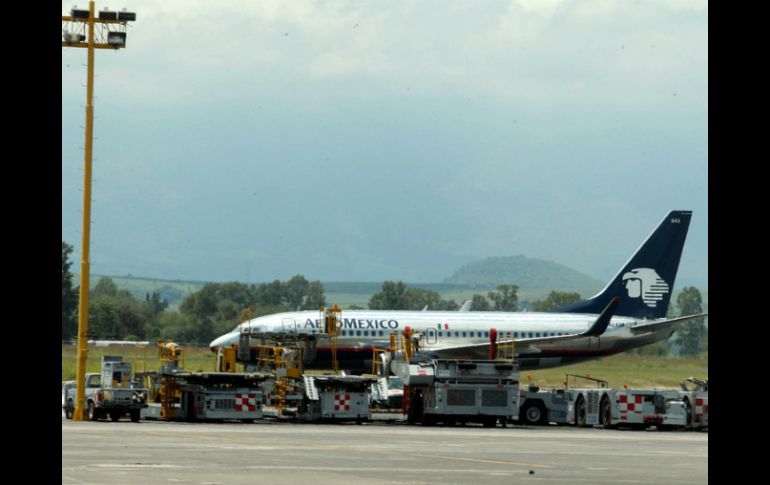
[425, 328, 437, 345]
[282, 318, 298, 333]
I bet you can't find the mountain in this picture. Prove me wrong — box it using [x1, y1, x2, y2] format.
[443, 255, 604, 294]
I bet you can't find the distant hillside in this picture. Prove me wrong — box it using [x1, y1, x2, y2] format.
[82, 274, 206, 310]
[83, 273, 706, 313]
[443, 255, 604, 294]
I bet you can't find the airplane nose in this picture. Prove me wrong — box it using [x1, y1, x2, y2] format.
[209, 332, 238, 352]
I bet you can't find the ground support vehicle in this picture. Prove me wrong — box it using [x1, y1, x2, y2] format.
[567, 388, 688, 429]
[517, 374, 708, 431]
[143, 370, 269, 422]
[517, 385, 572, 426]
[255, 375, 380, 423]
[294, 374, 381, 422]
[517, 375, 608, 426]
[370, 376, 404, 411]
[63, 355, 148, 422]
[397, 359, 520, 427]
[677, 377, 708, 430]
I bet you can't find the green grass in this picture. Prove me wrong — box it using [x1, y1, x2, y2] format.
[525, 353, 708, 389]
[61, 344, 218, 380]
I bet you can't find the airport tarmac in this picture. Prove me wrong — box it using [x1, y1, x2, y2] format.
[62, 417, 707, 485]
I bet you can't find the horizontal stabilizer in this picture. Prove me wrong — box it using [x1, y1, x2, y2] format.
[629, 313, 708, 334]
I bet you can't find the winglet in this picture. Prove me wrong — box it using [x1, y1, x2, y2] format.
[583, 296, 620, 337]
[459, 300, 472, 312]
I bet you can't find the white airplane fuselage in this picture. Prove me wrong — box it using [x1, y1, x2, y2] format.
[209, 309, 672, 371]
[210, 211, 699, 371]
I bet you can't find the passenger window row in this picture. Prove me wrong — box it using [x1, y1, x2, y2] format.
[433, 330, 568, 339]
[310, 329, 568, 338]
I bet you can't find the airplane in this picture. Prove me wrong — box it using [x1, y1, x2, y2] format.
[210, 210, 707, 371]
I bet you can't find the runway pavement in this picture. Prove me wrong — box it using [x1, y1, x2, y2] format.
[62, 417, 707, 484]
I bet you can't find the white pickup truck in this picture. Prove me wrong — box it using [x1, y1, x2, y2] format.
[63, 356, 148, 422]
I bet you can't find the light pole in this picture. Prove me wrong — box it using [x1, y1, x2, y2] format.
[62, 2, 136, 422]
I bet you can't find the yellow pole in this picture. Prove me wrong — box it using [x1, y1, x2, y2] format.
[73, 0, 96, 422]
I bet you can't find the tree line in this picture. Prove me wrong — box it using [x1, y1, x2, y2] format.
[62, 240, 707, 355]
[62, 241, 325, 345]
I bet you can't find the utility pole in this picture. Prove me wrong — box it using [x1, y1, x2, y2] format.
[62, 2, 136, 422]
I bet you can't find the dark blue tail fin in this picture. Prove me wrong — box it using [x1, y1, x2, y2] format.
[554, 210, 692, 319]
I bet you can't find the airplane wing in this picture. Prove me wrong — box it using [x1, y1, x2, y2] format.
[426, 297, 621, 359]
[628, 313, 708, 334]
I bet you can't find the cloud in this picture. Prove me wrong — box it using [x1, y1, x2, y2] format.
[62, 1, 707, 285]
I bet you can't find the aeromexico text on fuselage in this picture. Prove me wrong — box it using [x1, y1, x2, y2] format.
[306, 318, 398, 330]
[292, 316, 631, 332]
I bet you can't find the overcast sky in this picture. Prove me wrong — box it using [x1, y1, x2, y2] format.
[62, 0, 708, 289]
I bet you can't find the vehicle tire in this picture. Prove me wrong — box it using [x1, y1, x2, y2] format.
[482, 417, 497, 428]
[683, 398, 693, 429]
[65, 400, 74, 420]
[87, 401, 96, 422]
[406, 406, 418, 425]
[521, 402, 548, 426]
[130, 409, 140, 423]
[576, 396, 587, 427]
[600, 395, 611, 428]
[407, 390, 423, 425]
[110, 411, 121, 422]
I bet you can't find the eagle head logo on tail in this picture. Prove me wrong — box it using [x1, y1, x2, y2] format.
[622, 268, 670, 308]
